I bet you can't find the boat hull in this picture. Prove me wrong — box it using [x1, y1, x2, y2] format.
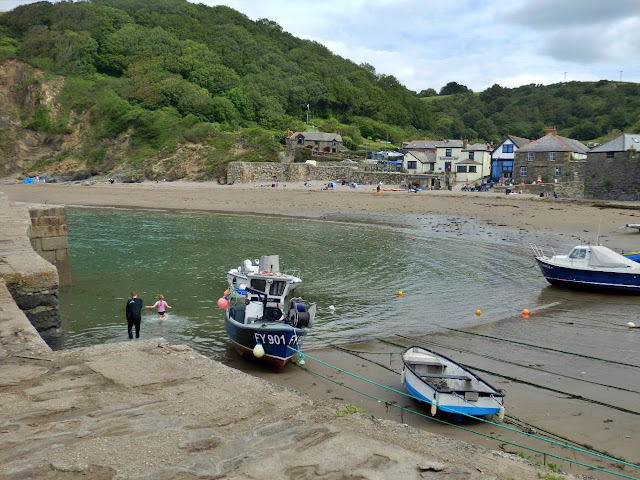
[225, 314, 307, 371]
[536, 258, 640, 293]
[404, 372, 502, 416]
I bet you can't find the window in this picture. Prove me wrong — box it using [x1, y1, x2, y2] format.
[569, 248, 587, 259]
[520, 166, 528, 177]
[457, 165, 467, 173]
[468, 152, 475, 160]
[527, 152, 534, 162]
[549, 152, 557, 162]
[408, 161, 417, 169]
[554, 166, 563, 176]
[297, 136, 304, 145]
[445, 161, 451, 171]
[606, 152, 615, 159]
[502, 144, 514, 153]
[445, 148, 452, 157]
[469, 166, 477, 173]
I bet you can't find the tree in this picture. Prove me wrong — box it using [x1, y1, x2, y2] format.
[571, 121, 600, 140]
[439, 81, 470, 95]
[418, 88, 437, 97]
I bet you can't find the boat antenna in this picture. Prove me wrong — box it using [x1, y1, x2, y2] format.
[596, 213, 603, 245]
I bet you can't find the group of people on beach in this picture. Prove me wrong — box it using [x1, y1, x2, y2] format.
[124, 292, 172, 339]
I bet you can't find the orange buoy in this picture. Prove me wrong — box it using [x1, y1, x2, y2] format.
[476, 309, 482, 316]
[522, 308, 530, 318]
[397, 290, 403, 296]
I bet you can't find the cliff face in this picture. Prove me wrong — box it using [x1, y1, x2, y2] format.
[0, 59, 217, 181]
[0, 58, 93, 178]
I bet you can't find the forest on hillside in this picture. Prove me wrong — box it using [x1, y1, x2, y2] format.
[1, 0, 640, 177]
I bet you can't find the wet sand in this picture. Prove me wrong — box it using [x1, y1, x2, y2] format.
[2, 181, 640, 479]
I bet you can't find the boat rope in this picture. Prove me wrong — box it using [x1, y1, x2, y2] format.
[289, 347, 640, 478]
[340, 337, 605, 451]
[390, 334, 640, 395]
[413, 326, 640, 369]
[330, 338, 575, 446]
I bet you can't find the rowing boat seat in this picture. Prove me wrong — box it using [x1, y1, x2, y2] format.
[420, 373, 471, 381]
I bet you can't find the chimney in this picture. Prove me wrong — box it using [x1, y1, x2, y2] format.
[287, 128, 291, 137]
[545, 126, 557, 136]
[463, 138, 468, 148]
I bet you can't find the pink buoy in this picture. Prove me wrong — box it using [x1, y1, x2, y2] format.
[217, 297, 229, 309]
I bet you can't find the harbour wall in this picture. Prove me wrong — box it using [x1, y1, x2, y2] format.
[227, 161, 407, 185]
[0, 192, 69, 347]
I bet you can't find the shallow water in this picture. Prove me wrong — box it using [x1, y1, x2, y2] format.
[59, 207, 545, 356]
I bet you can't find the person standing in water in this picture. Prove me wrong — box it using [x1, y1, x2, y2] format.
[146, 294, 171, 319]
[125, 291, 143, 339]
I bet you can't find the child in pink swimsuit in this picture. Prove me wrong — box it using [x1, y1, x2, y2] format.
[146, 294, 172, 319]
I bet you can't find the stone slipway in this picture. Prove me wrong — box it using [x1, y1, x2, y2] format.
[0, 195, 580, 480]
[1, 339, 568, 480]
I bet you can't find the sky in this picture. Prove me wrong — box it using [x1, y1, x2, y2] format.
[2, 0, 640, 93]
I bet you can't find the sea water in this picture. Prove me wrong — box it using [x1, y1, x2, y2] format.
[59, 207, 545, 357]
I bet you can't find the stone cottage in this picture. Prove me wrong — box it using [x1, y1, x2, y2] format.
[513, 127, 588, 184]
[285, 130, 344, 153]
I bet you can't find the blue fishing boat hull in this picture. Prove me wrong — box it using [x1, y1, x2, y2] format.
[404, 381, 502, 416]
[536, 258, 640, 293]
[225, 314, 307, 371]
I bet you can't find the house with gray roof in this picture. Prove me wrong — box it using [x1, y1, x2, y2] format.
[490, 135, 531, 182]
[402, 151, 435, 174]
[286, 130, 343, 153]
[583, 133, 640, 200]
[513, 127, 587, 184]
[458, 143, 491, 183]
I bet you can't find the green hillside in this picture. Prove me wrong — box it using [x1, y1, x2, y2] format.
[0, 0, 639, 180]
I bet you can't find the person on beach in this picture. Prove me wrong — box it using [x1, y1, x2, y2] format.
[146, 294, 171, 319]
[125, 291, 143, 339]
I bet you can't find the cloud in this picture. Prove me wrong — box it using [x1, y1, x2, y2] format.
[504, 0, 640, 29]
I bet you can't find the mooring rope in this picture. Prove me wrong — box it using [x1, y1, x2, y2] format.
[289, 347, 640, 479]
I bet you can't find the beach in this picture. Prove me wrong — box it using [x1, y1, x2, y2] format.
[2, 180, 640, 479]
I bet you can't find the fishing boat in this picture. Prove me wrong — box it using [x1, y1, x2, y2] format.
[531, 244, 640, 293]
[221, 255, 315, 371]
[401, 346, 505, 418]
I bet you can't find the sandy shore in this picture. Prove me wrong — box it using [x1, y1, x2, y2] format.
[2, 180, 640, 479]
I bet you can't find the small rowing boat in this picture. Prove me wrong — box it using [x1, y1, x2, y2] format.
[401, 346, 505, 418]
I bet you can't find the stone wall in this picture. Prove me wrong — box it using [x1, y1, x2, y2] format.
[582, 151, 640, 200]
[0, 192, 63, 348]
[28, 205, 71, 285]
[227, 161, 408, 185]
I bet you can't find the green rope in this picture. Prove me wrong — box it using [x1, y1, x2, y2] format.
[426, 325, 640, 369]
[291, 347, 640, 478]
[297, 362, 639, 480]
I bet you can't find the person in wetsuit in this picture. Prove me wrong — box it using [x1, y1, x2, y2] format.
[125, 291, 143, 339]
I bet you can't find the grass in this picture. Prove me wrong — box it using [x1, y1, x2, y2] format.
[335, 404, 364, 417]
